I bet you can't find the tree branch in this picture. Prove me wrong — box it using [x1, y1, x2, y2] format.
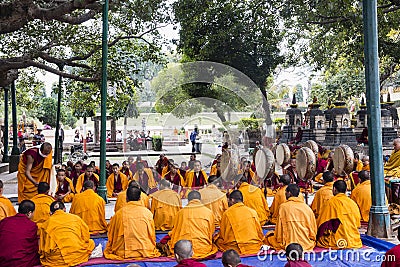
[57, 10, 97, 25]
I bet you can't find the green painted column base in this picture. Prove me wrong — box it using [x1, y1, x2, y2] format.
[367, 206, 392, 238]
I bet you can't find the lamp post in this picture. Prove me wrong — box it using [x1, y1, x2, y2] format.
[2, 86, 9, 163]
[11, 81, 19, 156]
[54, 64, 64, 164]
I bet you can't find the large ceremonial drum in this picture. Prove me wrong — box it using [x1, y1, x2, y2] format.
[296, 147, 316, 181]
[275, 143, 291, 167]
[333, 144, 354, 175]
[303, 140, 319, 157]
[255, 148, 275, 179]
[220, 146, 240, 181]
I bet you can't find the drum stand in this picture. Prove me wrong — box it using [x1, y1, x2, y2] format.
[304, 180, 312, 205]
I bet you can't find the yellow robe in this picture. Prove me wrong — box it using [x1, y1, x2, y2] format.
[161, 165, 170, 177]
[362, 164, 370, 171]
[39, 210, 95, 267]
[269, 185, 288, 225]
[350, 180, 372, 222]
[317, 193, 362, 249]
[132, 168, 157, 190]
[199, 184, 228, 226]
[106, 173, 129, 198]
[209, 164, 218, 176]
[150, 189, 182, 230]
[0, 202, 10, 221]
[238, 182, 269, 225]
[75, 173, 100, 194]
[31, 194, 55, 226]
[215, 202, 264, 254]
[384, 150, 400, 177]
[55, 177, 74, 203]
[355, 160, 363, 172]
[114, 190, 150, 212]
[184, 170, 208, 188]
[104, 201, 160, 260]
[310, 182, 334, 219]
[168, 199, 218, 259]
[70, 189, 108, 234]
[0, 195, 16, 216]
[17, 150, 52, 202]
[265, 196, 317, 251]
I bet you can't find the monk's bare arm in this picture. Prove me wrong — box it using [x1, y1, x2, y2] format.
[24, 155, 38, 186]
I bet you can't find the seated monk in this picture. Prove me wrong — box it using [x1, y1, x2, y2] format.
[221, 249, 253, 267]
[164, 163, 185, 192]
[316, 180, 362, 249]
[31, 182, 54, 226]
[310, 171, 334, 219]
[239, 161, 258, 185]
[199, 175, 228, 226]
[361, 156, 370, 171]
[0, 180, 17, 216]
[350, 171, 372, 222]
[39, 201, 95, 266]
[114, 180, 150, 212]
[106, 163, 128, 198]
[237, 176, 269, 225]
[104, 186, 160, 260]
[0, 202, 11, 221]
[209, 162, 221, 177]
[0, 200, 40, 267]
[133, 162, 157, 194]
[54, 169, 74, 203]
[150, 179, 182, 230]
[184, 160, 208, 188]
[284, 243, 312, 267]
[70, 161, 84, 190]
[120, 160, 134, 180]
[381, 244, 400, 267]
[129, 155, 149, 175]
[215, 190, 264, 254]
[174, 239, 207, 267]
[75, 165, 99, 193]
[155, 154, 169, 175]
[265, 184, 317, 251]
[166, 191, 218, 259]
[384, 138, 400, 177]
[162, 159, 175, 177]
[70, 180, 108, 234]
[269, 174, 291, 225]
[283, 159, 298, 184]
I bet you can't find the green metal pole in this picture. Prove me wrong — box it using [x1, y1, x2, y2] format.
[11, 81, 19, 156]
[54, 65, 63, 165]
[98, 0, 109, 202]
[364, 0, 392, 238]
[2, 86, 9, 163]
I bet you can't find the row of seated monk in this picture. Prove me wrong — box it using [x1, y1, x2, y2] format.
[1, 167, 392, 267]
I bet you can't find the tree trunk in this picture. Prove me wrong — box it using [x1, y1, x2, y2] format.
[260, 87, 273, 125]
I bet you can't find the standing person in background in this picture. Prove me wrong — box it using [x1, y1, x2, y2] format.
[190, 128, 198, 153]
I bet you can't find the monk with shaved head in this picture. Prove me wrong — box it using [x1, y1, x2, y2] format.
[174, 240, 206, 267]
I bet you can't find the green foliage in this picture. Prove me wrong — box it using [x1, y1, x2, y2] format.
[294, 84, 304, 103]
[240, 118, 264, 130]
[152, 135, 163, 151]
[32, 97, 57, 127]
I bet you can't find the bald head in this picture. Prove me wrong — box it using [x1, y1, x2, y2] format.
[83, 180, 94, 190]
[394, 138, 400, 151]
[188, 190, 201, 201]
[50, 201, 65, 213]
[40, 142, 52, 156]
[222, 249, 241, 267]
[280, 174, 291, 185]
[174, 240, 193, 261]
[159, 179, 171, 189]
[359, 170, 370, 182]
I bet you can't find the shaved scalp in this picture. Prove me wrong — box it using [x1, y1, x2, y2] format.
[18, 200, 35, 214]
[280, 174, 291, 185]
[83, 180, 94, 190]
[159, 179, 171, 189]
[286, 243, 303, 261]
[334, 180, 347, 193]
[40, 142, 52, 152]
[358, 170, 370, 182]
[322, 171, 334, 182]
[286, 184, 300, 197]
[50, 201, 65, 213]
[174, 239, 193, 259]
[127, 186, 141, 202]
[222, 249, 241, 266]
[188, 190, 201, 201]
[229, 190, 243, 202]
[128, 180, 140, 189]
[38, 182, 50, 194]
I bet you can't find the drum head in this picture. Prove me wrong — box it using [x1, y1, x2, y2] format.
[333, 145, 354, 175]
[255, 148, 274, 180]
[276, 143, 290, 166]
[220, 147, 240, 182]
[296, 147, 316, 181]
[304, 140, 319, 156]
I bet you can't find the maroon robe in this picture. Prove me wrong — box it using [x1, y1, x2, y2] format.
[174, 259, 207, 267]
[381, 244, 400, 267]
[0, 214, 40, 267]
[113, 175, 123, 193]
[191, 171, 206, 187]
[22, 147, 45, 168]
[56, 179, 70, 195]
[155, 157, 169, 175]
[237, 264, 255, 267]
[164, 172, 183, 192]
[284, 166, 299, 184]
[284, 260, 313, 267]
[70, 169, 84, 189]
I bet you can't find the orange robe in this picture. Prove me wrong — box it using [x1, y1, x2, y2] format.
[317, 193, 362, 249]
[0, 195, 16, 216]
[199, 184, 228, 226]
[150, 189, 182, 230]
[384, 150, 400, 177]
[55, 177, 74, 203]
[39, 210, 95, 267]
[265, 196, 317, 251]
[237, 169, 258, 184]
[31, 194, 55, 226]
[132, 168, 157, 192]
[168, 199, 218, 259]
[362, 164, 370, 171]
[184, 170, 208, 188]
[17, 149, 52, 202]
[70, 189, 108, 234]
[106, 173, 129, 198]
[310, 182, 334, 219]
[215, 202, 264, 254]
[75, 173, 100, 194]
[238, 182, 269, 225]
[120, 167, 134, 180]
[104, 201, 160, 260]
[161, 165, 170, 177]
[269, 185, 288, 225]
[114, 190, 150, 212]
[209, 164, 219, 176]
[350, 180, 372, 222]
[0, 202, 10, 221]
[355, 160, 363, 172]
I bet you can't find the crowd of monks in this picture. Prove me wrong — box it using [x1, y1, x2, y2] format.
[0, 140, 399, 266]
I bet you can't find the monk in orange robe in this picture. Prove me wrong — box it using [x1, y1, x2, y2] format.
[155, 153, 169, 175]
[353, 153, 363, 172]
[238, 161, 258, 185]
[163, 164, 185, 192]
[350, 170, 372, 222]
[120, 160, 133, 180]
[104, 187, 160, 260]
[54, 169, 74, 203]
[269, 174, 291, 225]
[0, 202, 10, 221]
[209, 162, 221, 177]
[215, 190, 264, 254]
[30, 182, 54, 226]
[310, 171, 334, 219]
[70, 180, 108, 234]
[106, 163, 128, 198]
[114, 180, 150, 212]
[184, 160, 208, 188]
[361, 156, 370, 171]
[75, 165, 99, 194]
[265, 184, 317, 251]
[384, 138, 400, 177]
[199, 175, 228, 226]
[0, 180, 16, 216]
[237, 176, 269, 225]
[161, 159, 175, 177]
[133, 162, 157, 194]
[39, 201, 95, 267]
[167, 191, 218, 258]
[17, 142, 52, 202]
[317, 180, 362, 249]
[150, 179, 182, 230]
